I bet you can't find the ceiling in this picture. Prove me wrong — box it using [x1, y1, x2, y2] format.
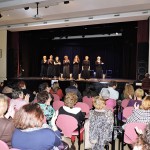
[0, 0, 150, 31]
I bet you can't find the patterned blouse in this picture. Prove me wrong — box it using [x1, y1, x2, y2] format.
[89, 109, 114, 150]
[38, 103, 55, 127]
[126, 109, 150, 124]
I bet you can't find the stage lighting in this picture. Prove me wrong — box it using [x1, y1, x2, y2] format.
[64, 1, 69, 4]
[24, 7, 29, 10]
[0, 13, 2, 18]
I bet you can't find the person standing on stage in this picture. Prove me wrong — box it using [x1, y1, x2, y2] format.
[63, 55, 70, 79]
[81, 56, 90, 79]
[73, 55, 80, 80]
[54, 56, 61, 78]
[47, 55, 54, 78]
[95, 56, 104, 79]
[40, 55, 47, 77]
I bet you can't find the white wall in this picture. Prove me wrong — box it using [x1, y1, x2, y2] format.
[0, 30, 7, 82]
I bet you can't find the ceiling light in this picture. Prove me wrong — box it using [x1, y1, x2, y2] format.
[24, 7, 29, 10]
[0, 13, 2, 18]
[64, 1, 69, 4]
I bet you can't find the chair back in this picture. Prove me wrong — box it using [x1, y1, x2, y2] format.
[123, 106, 134, 119]
[53, 101, 64, 111]
[56, 114, 78, 138]
[82, 96, 93, 109]
[52, 94, 60, 101]
[0, 140, 9, 150]
[121, 99, 129, 108]
[124, 123, 147, 144]
[106, 99, 116, 109]
[75, 102, 90, 115]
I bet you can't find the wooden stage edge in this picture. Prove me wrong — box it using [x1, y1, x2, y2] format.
[10, 77, 135, 84]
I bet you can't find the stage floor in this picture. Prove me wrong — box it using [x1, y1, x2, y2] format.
[10, 77, 135, 84]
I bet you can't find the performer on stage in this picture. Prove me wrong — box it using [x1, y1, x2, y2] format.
[95, 56, 104, 78]
[54, 56, 61, 78]
[73, 55, 80, 80]
[47, 55, 54, 78]
[81, 56, 90, 79]
[63, 55, 70, 79]
[40, 55, 47, 77]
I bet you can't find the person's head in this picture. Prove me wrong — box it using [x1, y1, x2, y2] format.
[12, 89, 24, 99]
[93, 96, 106, 110]
[55, 56, 59, 61]
[140, 96, 150, 110]
[13, 103, 44, 129]
[135, 89, 144, 98]
[134, 123, 150, 150]
[38, 82, 50, 92]
[43, 55, 47, 60]
[49, 55, 53, 59]
[74, 55, 80, 61]
[52, 82, 60, 91]
[99, 88, 110, 100]
[64, 92, 78, 108]
[0, 94, 8, 117]
[97, 56, 101, 60]
[109, 81, 117, 89]
[18, 81, 26, 89]
[70, 80, 77, 88]
[145, 73, 150, 78]
[37, 91, 53, 104]
[64, 55, 68, 60]
[85, 56, 89, 60]
[123, 84, 135, 99]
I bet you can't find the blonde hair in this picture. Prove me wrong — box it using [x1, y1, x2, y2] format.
[123, 84, 135, 99]
[64, 92, 78, 108]
[93, 96, 106, 110]
[13, 103, 44, 129]
[0, 94, 8, 116]
[140, 96, 150, 110]
[52, 82, 60, 92]
[135, 89, 144, 98]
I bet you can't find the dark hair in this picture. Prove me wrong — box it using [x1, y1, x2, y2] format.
[37, 91, 54, 104]
[38, 82, 49, 92]
[109, 81, 117, 87]
[18, 80, 26, 89]
[70, 80, 76, 86]
[12, 89, 23, 99]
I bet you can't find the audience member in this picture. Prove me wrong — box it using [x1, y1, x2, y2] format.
[9, 89, 29, 111]
[89, 96, 115, 150]
[58, 92, 85, 126]
[133, 123, 150, 150]
[127, 88, 144, 107]
[17, 80, 35, 102]
[107, 81, 119, 100]
[83, 85, 98, 98]
[0, 94, 15, 148]
[99, 88, 110, 100]
[122, 83, 135, 100]
[142, 73, 150, 93]
[126, 96, 150, 124]
[50, 82, 64, 100]
[12, 103, 62, 150]
[38, 82, 51, 93]
[65, 80, 82, 102]
[37, 91, 55, 127]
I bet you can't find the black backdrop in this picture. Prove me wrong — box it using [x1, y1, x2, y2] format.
[7, 21, 138, 79]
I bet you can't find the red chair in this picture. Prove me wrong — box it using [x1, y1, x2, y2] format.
[0, 140, 20, 150]
[106, 99, 116, 109]
[75, 102, 90, 115]
[82, 96, 93, 109]
[122, 106, 134, 122]
[121, 99, 129, 109]
[53, 101, 64, 111]
[124, 123, 147, 144]
[56, 114, 84, 150]
[52, 94, 60, 101]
